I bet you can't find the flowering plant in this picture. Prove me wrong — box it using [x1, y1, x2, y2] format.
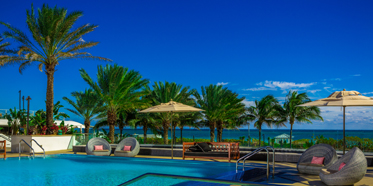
[41, 125, 48, 135]
[60, 126, 68, 134]
[50, 123, 59, 133]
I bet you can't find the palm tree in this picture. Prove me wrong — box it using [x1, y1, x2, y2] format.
[80, 64, 149, 143]
[5, 108, 26, 135]
[147, 81, 195, 144]
[216, 91, 246, 142]
[130, 112, 159, 144]
[63, 89, 104, 133]
[194, 84, 230, 142]
[0, 36, 12, 60]
[177, 112, 203, 143]
[0, 4, 111, 130]
[246, 95, 284, 146]
[278, 91, 323, 148]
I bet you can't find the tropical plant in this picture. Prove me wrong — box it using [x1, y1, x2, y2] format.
[194, 84, 231, 142]
[176, 112, 203, 144]
[147, 81, 196, 144]
[80, 64, 149, 143]
[0, 4, 111, 129]
[5, 108, 26, 135]
[130, 112, 159, 144]
[0, 36, 12, 61]
[246, 95, 284, 146]
[277, 91, 323, 148]
[215, 91, 246, 142]
[63, 89, 104, 133]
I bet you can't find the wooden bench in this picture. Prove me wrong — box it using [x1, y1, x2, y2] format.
[0, 140, 6, 160]
[182, 142, 240, 162]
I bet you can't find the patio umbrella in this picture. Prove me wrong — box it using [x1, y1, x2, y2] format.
[298, 89, 373, 154]
[139, 100, 204, 159]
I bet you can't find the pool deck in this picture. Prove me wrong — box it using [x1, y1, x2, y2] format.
[3, 148, 373, 186]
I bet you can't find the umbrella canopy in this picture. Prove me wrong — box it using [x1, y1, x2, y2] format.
[139, 100, 204, 159]
[299, 90, 373, 107]
[139, 100, 204, 113]
[298, 89, 373, 154]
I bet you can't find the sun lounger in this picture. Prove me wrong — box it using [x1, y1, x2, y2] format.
[320, 147, 367, 185]
[297, 144, 338, 175]
[85, 137, 112, 156]
[114, 137, 140, 157]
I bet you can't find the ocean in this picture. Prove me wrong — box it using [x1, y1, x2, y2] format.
[92, 128, 373, 140]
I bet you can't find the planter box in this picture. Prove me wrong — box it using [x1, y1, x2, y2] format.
[11, 135, 72, 153]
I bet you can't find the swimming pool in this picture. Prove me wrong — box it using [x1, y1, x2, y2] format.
[1, 154, 243, 186]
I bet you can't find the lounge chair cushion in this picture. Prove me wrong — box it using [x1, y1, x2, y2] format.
[197, 143, 211, 152]
[299, 163, 324, 167]
[94, 145, 103, 151]
[311, 156, 325, 165]
[184, 152, 228, 157]
[93, 150, 109, 152]
[321, 168, 338, 175]
[189, 145, 203, 152]
[0, 149, 4, 153]
[123, 146, 131, 151]
[338, 162, 346, 171]
[117, 150, 130, 153]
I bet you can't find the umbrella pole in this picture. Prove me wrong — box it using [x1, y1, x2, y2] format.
[171, 112, 173, 159]
[343, 106, 346, 155]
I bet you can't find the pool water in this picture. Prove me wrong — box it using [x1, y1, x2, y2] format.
[1, 154, 237, 186]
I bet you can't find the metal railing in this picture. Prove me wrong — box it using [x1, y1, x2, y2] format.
[236, 146, 275, 179]
[30, 139, 45, 159]
[119, 173, 262, 186]
[19, 139, 34, 159]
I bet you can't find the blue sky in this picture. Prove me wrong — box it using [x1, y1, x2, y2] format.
[1, 0, 373, 130]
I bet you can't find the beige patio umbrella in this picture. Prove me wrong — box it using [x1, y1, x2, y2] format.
[298, 89, 373, 154]
[139, 100, 204, 159]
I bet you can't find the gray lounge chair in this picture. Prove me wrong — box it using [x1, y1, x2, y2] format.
[320, 147, 367, 185]
[85, 137, 112, 156]
[114, 137, 140, 157]
[297, 144, 338, 175]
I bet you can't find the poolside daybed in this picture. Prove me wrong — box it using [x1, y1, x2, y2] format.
[297, 144, 338, 175]
[183, 142, 239, 162]
[114, 137, 140, 157]
[85, 137, 112, 156]
[320, 147, 367, 185]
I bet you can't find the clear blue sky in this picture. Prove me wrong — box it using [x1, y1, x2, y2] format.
[1, 0, 373, 130]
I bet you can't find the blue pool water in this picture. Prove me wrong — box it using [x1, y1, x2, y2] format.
[1, 154, 237, 186]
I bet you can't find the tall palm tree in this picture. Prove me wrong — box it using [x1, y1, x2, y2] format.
[147, 81, 195, 144]
[278, 91, 323, 148]
[247, 95, 284, 146]
[216, 91, 246, 142]
[80, 64, 149, 143]
[0, 4, 111, 130]
[63, 89, 104, 133]
[194, 84, 230, 142]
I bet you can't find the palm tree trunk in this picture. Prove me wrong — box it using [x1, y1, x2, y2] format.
[290, 123, 293, 148]
[45, 64, 55, 134]
[107, 110, 117, 143]
[143, 124, 147, 144]
[180, 126, 183, 144]
[163, 122, 169, 144]
[217, 121, 223, 142]
[259, 128, 261, 147]
[119, 124, 124, 136]
[84, 120, 90, 134]
[209, 121, 216, 142]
